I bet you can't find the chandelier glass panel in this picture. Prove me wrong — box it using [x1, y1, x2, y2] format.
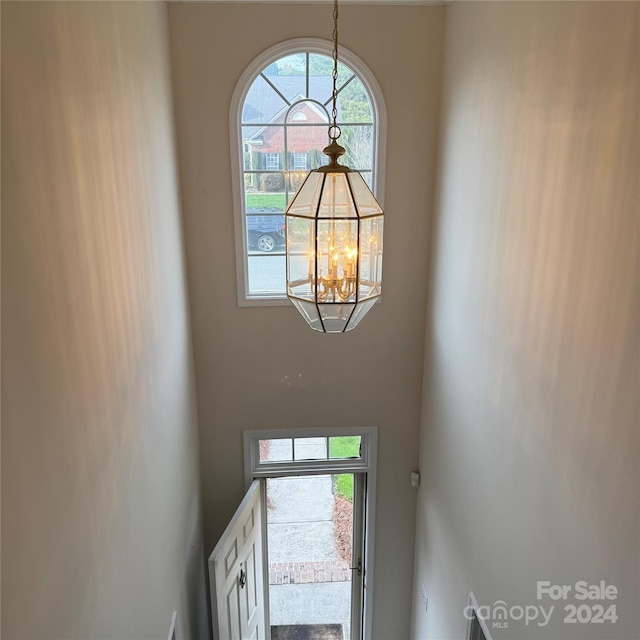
[285, 0, 384, 333]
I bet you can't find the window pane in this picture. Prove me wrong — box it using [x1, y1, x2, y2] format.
[260, 437, 364, 461]
[286, 136, 325, 170]
[242, 74, 287, 125]
[260, 439, 293, 462]
[340, 125, 373, 171]
[243, 124, 284, 151]
[308, 55, 354, 98]
[329, 436, 362, 459]
[285, 100, 329, 125]
[247, 213, 285, 255]
[308, 53, 335, 76]
[263, 53, 306, 103]
[248, 254, 286, 295]
[336, 63, 355, 88]
[307, 54, 353, 103]
[239, 48, 379, 302]
[285, 122, 329, 169]
[245, 187, 286, 213]
[337, 76, 372, 124]
[293, 437, 329, 460]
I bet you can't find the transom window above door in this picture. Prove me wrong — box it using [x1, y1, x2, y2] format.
[259, 435, 362, 463]
[231, 39, 386, 305]
[243, 427, 377, 483]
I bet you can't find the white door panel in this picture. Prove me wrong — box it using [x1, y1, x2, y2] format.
[210, 481, 266, 640]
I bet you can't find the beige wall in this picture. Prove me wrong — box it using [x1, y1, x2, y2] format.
[412, 2, 638, 639]
[168, 4, 443, 638]
[1, 2, 207, 638]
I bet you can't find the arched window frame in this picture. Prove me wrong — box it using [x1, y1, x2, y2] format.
[230, 38, 387, 306]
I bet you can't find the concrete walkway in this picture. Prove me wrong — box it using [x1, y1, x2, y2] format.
[265, 438, 352, 640]
[268, 475, 339, 563]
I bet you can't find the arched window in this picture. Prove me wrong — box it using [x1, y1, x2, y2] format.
[231, 39, 386, 304]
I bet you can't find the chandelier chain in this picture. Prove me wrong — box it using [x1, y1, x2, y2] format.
[330, 0, 340, 139]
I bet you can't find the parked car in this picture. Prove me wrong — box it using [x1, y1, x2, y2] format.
[246, 210, 285, 252]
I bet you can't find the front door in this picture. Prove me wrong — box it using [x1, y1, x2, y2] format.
[265, 470, 365, 640]
[209, 480, 267, 640]
[244, 429, 377, 640]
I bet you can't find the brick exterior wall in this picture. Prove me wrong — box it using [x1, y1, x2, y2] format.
[269, 560, 351, 585]
[252, 103, 328, 154]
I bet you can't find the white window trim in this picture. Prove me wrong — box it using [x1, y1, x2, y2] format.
[292, 152, 307, 170]
[230, 37, 387, 307]
[243, 426, 378, 640]
[264, 152, 280, 171]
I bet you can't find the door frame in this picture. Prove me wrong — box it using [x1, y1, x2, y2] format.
[243, 426, 378, 640]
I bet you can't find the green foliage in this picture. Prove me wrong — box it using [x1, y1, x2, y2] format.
[309, 148, 323, 169]
[288, 170, 307, 192]
[269, 54, 351, 79]
[329, 436, 361, 501]
[334, 474, 353, 501]
[245, 192, 286, 210]
[329, 436, 361, 458]
[340, 79, 372, 123]
[265, 53, 371, 124]
[310, 56, 332, 76]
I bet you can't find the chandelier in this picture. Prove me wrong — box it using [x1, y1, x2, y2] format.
[285, 0, 384, 333]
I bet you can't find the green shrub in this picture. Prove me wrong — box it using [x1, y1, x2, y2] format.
[330, 436, 361, 501]
[260, 173, 284, 192]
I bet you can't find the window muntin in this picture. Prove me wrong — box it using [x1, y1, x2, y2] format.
[237, 47, 379, 301]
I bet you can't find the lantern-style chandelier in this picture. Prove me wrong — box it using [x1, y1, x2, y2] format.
[285, 0, 384, 333]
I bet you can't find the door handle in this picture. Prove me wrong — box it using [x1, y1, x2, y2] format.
[350, 558, 362, 576]
[239, 565, 247, 589]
